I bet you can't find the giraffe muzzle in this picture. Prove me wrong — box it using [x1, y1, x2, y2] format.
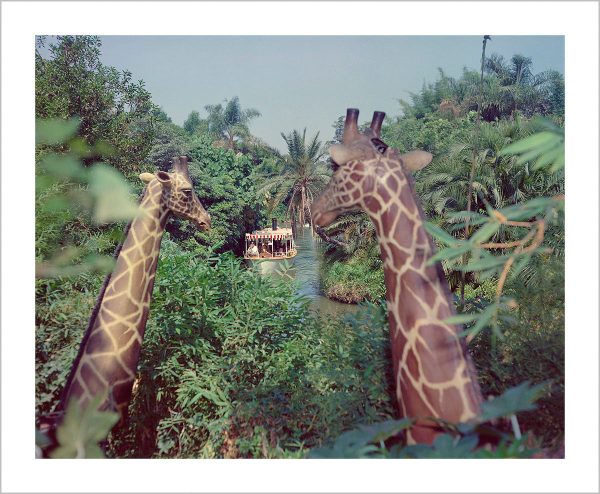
[312, 197, 339, 228]
[196, 214, 211, 231]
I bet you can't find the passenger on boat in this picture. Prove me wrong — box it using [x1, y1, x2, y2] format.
[247, 242, 259, 257]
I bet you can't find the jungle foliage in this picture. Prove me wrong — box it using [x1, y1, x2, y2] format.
[36, 36, 564, 458]
[317, 42, 564, 454]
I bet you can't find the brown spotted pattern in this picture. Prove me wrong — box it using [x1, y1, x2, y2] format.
[313, 109, 483, 444]
[62, 157, 210, 417]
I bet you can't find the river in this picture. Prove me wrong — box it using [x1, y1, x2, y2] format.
[286, 227, 357, 318]
[247, 226, 357, 317]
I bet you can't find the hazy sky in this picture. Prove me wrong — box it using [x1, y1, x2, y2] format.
[50, 35, 565, 152]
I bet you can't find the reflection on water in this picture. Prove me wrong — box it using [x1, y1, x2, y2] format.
[267, 227, 357, 318]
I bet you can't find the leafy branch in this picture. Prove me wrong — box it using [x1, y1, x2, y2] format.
[36, 118, 139, 278]
[426, 122, 564, 342]
[36, 395, 120, 459]
[310, 381, 547, 459]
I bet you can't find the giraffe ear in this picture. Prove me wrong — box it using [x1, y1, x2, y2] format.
[329, 144, 364, 165]
[139, 172, 156, 183]
[400, 150, 433, 171]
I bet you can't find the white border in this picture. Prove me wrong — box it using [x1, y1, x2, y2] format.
[1, 1, 598, 493]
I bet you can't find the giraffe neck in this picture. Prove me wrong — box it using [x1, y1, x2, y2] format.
[62, 181, 169, 416]
[367, 159, 482, 444]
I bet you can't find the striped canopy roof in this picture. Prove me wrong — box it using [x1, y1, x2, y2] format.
[246, 233, 291, 240]
[245, 227, 293, 240]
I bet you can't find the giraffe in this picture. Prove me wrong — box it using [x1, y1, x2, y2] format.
[58, 156, 211, 420]
[312, 109, 483, 444]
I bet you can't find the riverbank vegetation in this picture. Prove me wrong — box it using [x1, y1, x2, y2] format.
[36, 36, 564, 458]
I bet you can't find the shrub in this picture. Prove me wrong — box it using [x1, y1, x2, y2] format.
[109, 244, 394, 458]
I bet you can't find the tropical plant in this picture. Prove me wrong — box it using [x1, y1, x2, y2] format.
[35, 35, 157, 177]
[105, 247, 396, 458]
[204, 96, 261, 150]
[147, 120, 190, 170]
[257, 128, 330, 228]
[417, 119, 563, 222]
[400, 52, 564, 122]
[426, 122, 564, 340]
[35, 118, 139, 278]
[183, 110, 207, 135]
[310, 381, 546, 458]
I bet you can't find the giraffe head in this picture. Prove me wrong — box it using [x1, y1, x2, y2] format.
[312, 108, 433, 228]
[140, 156, 211, 230]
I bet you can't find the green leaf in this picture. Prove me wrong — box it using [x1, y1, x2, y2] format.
[509, 253, 533, 280]
[69, 137, 93, 158]
[308, 419, 412, 458]
[515, 139, 560, 165]
[40, 194, 73, 214]
[424, 222, 457, 246]
[401, 434, 479, 459]
[50, 395, 119, 459]
[89, 163, 139, 223]
[459, 304, 497, 339]
[93, 140, 116, 157]
[39, 153, 86, 180]
[357, 419, 413, 443]
[499, 127, 564, 172]
[532, 147, 563, 171]
[499, 132, 556, 156]
[498, 197, 556, 221]
[36, 118, 80, 146]
[470, 222, 500, 244]
[458, 255, 507, 272]
[446, 210, 488, 223]
[427, 244, 471, 265]
[479, 382, 548, 422]
[549, 154, 565, 173]
[444, 313, 480, 325]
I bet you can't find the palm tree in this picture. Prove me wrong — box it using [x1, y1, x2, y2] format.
[204, 96, 260, 150]
[482, 53, 562, 118]
[257, 129, 330, 232]
[417, 121, 523, 215]
[418, 119, 562, 232]
[319, 211, 377, 258]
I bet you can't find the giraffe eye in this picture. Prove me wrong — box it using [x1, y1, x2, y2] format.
[330, 160, 340, 172]
[181, 188, 192, 195]
[371, 138, 389, 154]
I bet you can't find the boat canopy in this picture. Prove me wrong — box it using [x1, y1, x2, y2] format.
[245, 228, 293, 240]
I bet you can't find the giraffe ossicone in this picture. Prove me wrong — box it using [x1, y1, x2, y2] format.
[313, 108, 483, 444]
[59, 155, 210, 421]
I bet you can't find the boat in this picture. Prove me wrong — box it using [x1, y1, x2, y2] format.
[244, 219, 297, 270]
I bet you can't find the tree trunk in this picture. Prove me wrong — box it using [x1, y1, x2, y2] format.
[461, 35, 490, 306]
[314, 226, 349, 249]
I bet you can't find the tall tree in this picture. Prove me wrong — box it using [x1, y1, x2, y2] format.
[184, 111, 200, 134]
[35, 35, 156, 175]
[257, 129, 329, 230]
[151, 107, 172, 123]
[204, 96, 260, 150]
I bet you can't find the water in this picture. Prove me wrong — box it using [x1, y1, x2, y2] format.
[287, 227, 357, 318]
[246, 227, 357, 318]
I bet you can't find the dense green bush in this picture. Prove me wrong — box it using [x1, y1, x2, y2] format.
[320, 250, 385, 303]
[36, 273, 101, 417]
[470, 256, 564, 448]
[107, 243, 394, 458]
[36, 36, 156, 178]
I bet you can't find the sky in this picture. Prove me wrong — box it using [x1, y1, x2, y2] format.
[46, 35, 564, 152]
